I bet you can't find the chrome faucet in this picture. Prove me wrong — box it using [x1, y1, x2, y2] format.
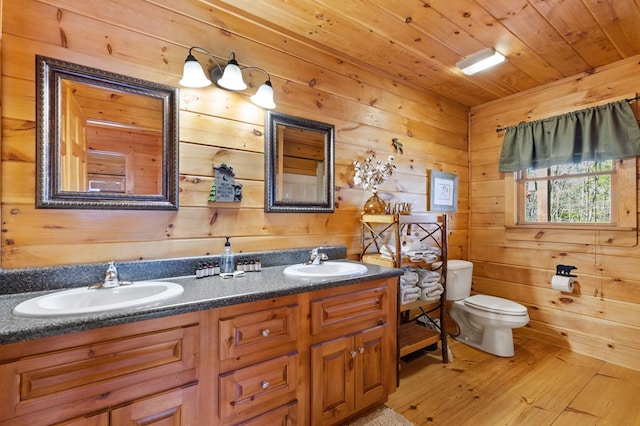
[88, 261, 132, 289]
[103, 261, 120, 288]
[308, 247, 329, 265]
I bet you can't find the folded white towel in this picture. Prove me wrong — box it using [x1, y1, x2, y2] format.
[401, 270, 419, 286]
[420, 294, 442, 302]
[401, 285, 420, 295]
[417, 279, 441, 288]
[419, 284, 444, 301]
[417, 269, 441, 279]
[402, 291, 420, 304]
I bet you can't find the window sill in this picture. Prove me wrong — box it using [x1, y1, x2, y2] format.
[504, 225, 637, 246]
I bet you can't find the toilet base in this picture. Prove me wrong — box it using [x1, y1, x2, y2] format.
[453, 327, 515, 357]
[450, 300, 528, 357]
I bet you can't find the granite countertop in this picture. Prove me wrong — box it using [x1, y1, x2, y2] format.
[0, 261, 402, 345]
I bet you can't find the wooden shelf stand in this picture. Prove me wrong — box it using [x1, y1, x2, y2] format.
[360, 213, 449, 364]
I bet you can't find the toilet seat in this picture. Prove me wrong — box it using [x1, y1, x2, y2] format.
[464, 295, 528, 316]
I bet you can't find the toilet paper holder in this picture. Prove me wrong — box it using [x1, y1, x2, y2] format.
[555, 264, 577, 277]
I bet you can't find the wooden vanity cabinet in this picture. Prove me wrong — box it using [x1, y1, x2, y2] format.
[307, 279, 397, 426]
[0, 311, 204, 426]
[0, 277, 397, 426]
[217, 296, 300, 425]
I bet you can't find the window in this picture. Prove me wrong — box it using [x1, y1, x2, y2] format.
[504, 158, 637, 246]
[521, 160, 613, 224]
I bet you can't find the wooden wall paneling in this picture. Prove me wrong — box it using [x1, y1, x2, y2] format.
[178, 110, 265, 152]
[1, 162, 34, 204]
[179, 144, 263, 180]
[2, 233, 364, 269]
[1, 117, 36, 162]
[1, 206, 361, 246]
[1, 0, 468, 273]
[470, 53, 640, 369]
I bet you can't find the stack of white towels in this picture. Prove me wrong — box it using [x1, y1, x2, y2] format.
[400, 268, 444, 305]
[380, 245, 441, 263]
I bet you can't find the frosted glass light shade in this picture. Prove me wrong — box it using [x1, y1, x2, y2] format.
[250, 81, 276, 109]
[179, 55, 212, 88]
[456, 48, 505, 75]
[217, 60, 247, 90]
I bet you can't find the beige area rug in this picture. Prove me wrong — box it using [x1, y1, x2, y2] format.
[345, 406, 414, 426]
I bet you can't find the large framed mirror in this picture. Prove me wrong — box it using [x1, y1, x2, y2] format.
[264, 111, 335, 213]
[36, 55, 179, 210]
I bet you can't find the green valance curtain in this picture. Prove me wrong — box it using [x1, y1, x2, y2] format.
[498, 100, 640, 172]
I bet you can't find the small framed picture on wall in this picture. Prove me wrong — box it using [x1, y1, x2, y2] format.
[428, 170, 458, 212]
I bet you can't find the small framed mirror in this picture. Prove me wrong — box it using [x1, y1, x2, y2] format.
[36, 55, 179, 210]
[264, 111, 335, 213]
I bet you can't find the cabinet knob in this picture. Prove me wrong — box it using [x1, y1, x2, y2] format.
[261, 329, 270, 337]
[358, 347, 365, 354]
[350, 350, 358, 358]
[261, 380, 270, 390]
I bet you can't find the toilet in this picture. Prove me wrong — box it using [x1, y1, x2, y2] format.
[443, 260, 529, 357]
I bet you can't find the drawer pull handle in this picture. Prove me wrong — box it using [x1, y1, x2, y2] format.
[350, 350, 357, 358]
[358, 347, 365, 354]
[261, 329, 270, 337]
[261, 380, 270, 390]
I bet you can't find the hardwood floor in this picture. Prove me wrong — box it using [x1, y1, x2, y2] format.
[387, 335, 640, 425]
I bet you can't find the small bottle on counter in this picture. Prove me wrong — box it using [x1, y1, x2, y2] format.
[208, 262, 214, 277]
[255, 259, 262, 271]
[213, 262, 220, 275]
[220, 237, 235, 274]
[196, 262, 204, 279]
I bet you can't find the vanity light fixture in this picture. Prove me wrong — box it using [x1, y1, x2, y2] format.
[456, 47, 505, 75]
[179, 46, 276, 109]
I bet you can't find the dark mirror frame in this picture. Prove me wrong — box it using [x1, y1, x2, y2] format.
[264, 111, 335, 213]
[35, 55, 179, 210]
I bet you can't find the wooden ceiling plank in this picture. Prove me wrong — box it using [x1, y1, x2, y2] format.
[529, 0, 622, 68]
[475, 0, 591, 77]
[360, 0, 524, 97]
[440, 0, 565, 86]
[582, 0, 640, 58]
[37, 0, 640, 108]
[214, 0, 499, 104]
[212, 0, 428, 83]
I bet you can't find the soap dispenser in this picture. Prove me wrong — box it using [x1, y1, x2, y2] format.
[220, 237, 235, 274]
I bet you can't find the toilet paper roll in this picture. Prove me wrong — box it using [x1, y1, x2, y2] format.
[551, 275, 574, 292]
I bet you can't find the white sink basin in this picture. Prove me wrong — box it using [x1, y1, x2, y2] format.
[13, 281, 184, 318]
[283, 261, 368, 278]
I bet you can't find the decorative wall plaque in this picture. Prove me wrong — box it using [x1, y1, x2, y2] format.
[210, 163, 242, 202]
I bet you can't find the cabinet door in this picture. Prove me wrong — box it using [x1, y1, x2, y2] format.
[55, 412, 109, 426]
[310, 335, 354, 425]
[110, 384, 198, 425]
[311, 337, 355, 424]
[311, 324, 392, 425]
[354, 324, 389, 409]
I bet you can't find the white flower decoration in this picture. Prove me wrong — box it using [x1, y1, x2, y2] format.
[353, 154, 396, 192]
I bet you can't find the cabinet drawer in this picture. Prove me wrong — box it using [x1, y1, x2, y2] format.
[236, 401, 298, 426]
[310, 284, 389, 336]
[219, 353, 298, 424]
[219, 305, 298, 361]
[3, 323, 199, 421]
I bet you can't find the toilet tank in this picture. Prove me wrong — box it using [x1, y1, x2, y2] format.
[443, 260, 474, 301]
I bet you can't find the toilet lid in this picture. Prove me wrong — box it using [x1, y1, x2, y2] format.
[464, 295, 528, 316]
